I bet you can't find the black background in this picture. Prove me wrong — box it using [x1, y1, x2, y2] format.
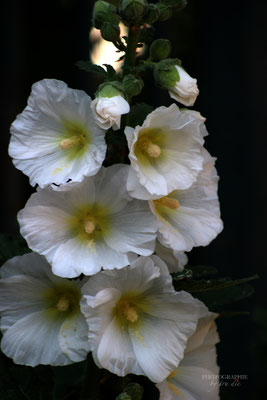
[1, 0, 267, 399]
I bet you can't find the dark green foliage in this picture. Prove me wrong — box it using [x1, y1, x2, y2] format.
[116, 383, 144, 400]
[128, 102, 153, 127]
[76, 61, 117, 81]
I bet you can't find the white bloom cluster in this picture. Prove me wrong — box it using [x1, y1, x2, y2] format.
[1, 76, 222, 398]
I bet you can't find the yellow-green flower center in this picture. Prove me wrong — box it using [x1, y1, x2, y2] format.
[134, 128, 166, 164]
[68, 204, 112, 247]
[58, 120, 90, 160]
[43, 282, 81, 320]
[137, 137, 161, 158]
[116, 299, 139, 323]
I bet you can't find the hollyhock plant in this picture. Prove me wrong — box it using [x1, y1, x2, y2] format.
[9, 79, 107, 188]
[80, 255, 208, 383]
[156, 313, 220, 400]
[125, 104, 208, 199]
[149, 148, 223, 252]
[0, 252, 89, 366]
[18, 164, 158, 278]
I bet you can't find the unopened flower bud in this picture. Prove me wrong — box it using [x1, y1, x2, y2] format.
[100, 22, 120, 43]
[168, 65, 199, 106]
[154, 60, 199, 106]
[162, 0, 187, 12]
[143, 4, 160, 24]
[119, 0, 148, 24]
[93, 1, 117, 29]
[92, 82, 130, 130]
[123, 74, 144, 97]
[156, 3, 173, 21]
[150, 39, 171, 61]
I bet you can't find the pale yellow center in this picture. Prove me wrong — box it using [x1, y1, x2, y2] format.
[56, 295, 71, 312]
[83, 216, 96, 234]
[154, 197, 180, 210]
[116, 299, 139, 323]
[59, 135, 86, 150]
[138, 137, 161, 158]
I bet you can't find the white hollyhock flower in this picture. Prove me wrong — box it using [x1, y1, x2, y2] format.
[149, 149, 223, 252]
[91, 96, 130, 131]
[18, 164, 157, 278]
[125, 104, 208, 199]
[9, 79, 107, 188]
[156, 313, 220, 400]
[155, 241, 188, 273]
[0, 252, 89, 367]
[91, 82, 130, 131]
[80, 256, 208, 383]
[169, 66, 199, 107]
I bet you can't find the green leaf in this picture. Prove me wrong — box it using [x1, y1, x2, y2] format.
[128, 103, 154, 127]
[0, 234, 30, 267]
[190, 265, 218, 279]
[195, 283, 255, 311]
[173, 275, 258, 293]
[103, 64, 118, 79]
[76, 60, 108, 78]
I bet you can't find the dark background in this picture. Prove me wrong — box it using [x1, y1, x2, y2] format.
[1, 0, 267, 399]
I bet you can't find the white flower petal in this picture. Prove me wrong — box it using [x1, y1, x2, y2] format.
[126, 104, 206, 199]
[155, 241, 188, 273]
[59, 313, 90, 362]
[168, 66, 199, 107]
[1, 311, 71, 366]
[9, 79, 106, 187]
[91, 96, 130, 130]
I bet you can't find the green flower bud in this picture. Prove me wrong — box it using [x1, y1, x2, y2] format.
[93, 1, 116, 29]
[96, 81, 125, 98]
[123, 74, 144, 97]
[154, 59, 181, 89]
[100, 22, 120, 43]
[119, 0, 148, 24]
[156, 3, 173, 21]
[143, 4, 160, 24]
[150, 39, 171, 61]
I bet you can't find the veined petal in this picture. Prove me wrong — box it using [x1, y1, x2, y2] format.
[9, 79, 106, 187]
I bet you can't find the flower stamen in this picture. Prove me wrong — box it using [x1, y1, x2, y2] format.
[138, 137, 161, 158]
[83, 216, 96, 234]
[154, 197, 180, 210]
[59, 135, 86, 150]
[117, 299, 139, 323]
[56, 295, 71, 312]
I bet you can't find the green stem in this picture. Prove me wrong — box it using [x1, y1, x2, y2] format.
[123, 26, 140, 74]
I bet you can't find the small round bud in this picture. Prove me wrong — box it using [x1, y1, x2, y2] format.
[93, 1, 116, 29]
[123, 74, 144, 97]
[150, 39, 171, 61]
[100, 22, 120, 43]
[156, 3, 173, 21]
[154, 59, 180, 89]
[143, 4, 160, 24]
[119, 0, 148, 24]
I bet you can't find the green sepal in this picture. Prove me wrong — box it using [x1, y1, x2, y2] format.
[154, 58, 182, 89]
[143, 4, 160, 24]
[76, 61, 118, 81]
[119, 0, 148, 25]
[96, 81, 126, 98]
[123, 74, 144, 97]
[101, 22, 121, 43]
